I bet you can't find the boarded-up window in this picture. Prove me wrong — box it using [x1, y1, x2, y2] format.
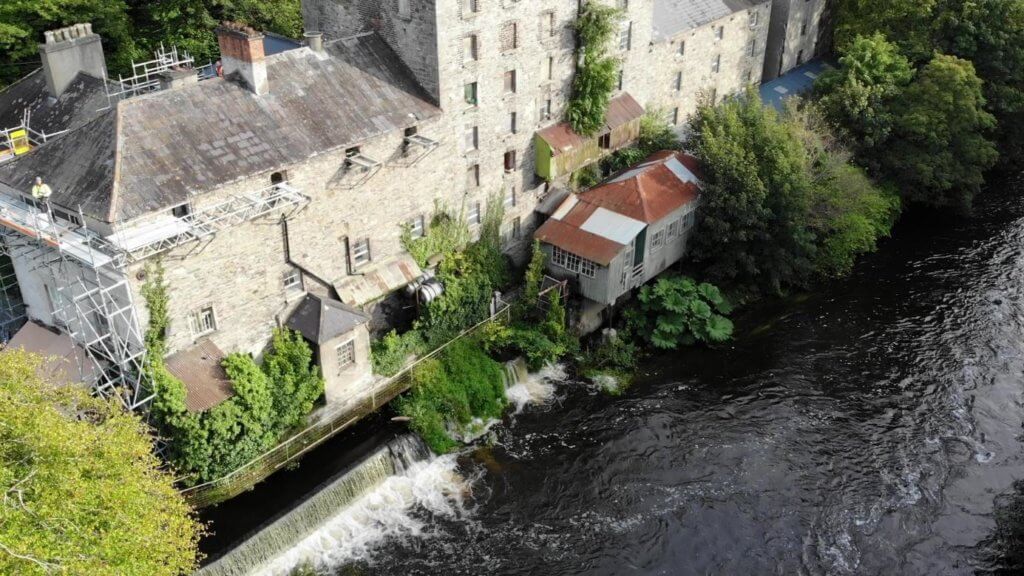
[501, 21, 519, 51]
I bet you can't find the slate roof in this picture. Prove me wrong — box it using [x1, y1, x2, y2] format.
[0, 69, 111, 136]
[286, 294, 370, 345]
[0, 33, 441, 223]
[535, 151, 703, 266]
[653, 0, 763, 42]
[536, 93, 644, 155]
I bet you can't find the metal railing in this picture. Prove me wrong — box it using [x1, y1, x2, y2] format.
[179, 302, 513, 508]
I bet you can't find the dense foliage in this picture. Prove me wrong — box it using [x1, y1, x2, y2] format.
[400, 205, 472, 268]
[0, 349, 201, 575]
[143, 263, 323, 484]
[0, 0, 302, 87]
[831, 0, 1022, 168]
[626, 276, 734, 349]
[603, 110, 683, 174]
[565, 3, 620, 136]
[395, 339, 507, 454]
[688, 89, 899, 293]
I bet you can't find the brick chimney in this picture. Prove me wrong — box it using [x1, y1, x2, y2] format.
[216, 22, 268, 95]
[39, 23, 108, 97]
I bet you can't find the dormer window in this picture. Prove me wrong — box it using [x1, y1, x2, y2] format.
[172, 204, 191, 218]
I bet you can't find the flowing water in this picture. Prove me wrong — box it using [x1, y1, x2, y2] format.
[203, 178, 1024, 575]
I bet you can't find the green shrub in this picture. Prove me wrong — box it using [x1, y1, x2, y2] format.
[371, 329, 427, 376]
[627, 276, 734, 349]
[262, 328, 324, 431]
[566, 3, 621, 136]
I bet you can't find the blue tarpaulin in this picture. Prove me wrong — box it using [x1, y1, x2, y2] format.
[759, 60, 833, 111]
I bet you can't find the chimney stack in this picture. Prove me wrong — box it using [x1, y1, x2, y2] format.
[216, 22, 268, 95]
[304, 32, 325, 55]
[39, 23, 107, 98]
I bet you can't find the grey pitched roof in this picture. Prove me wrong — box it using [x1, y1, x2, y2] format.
[286, 294, 370, 345]
[0, 69, 110, 135]
[653, 0, 762, 42]
[0, 32, 441, 223]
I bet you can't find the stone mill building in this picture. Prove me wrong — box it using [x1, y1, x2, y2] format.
[0, 0, 829, 411]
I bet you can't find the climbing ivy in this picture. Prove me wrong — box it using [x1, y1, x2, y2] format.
[400, 202, 471, 268]
[566, 3, 621, 136]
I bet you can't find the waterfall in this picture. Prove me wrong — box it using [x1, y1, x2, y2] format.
[197, 435, 465, 576]
[503, 359, 562, 414]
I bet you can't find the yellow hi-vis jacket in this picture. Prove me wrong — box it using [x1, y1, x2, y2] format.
[31, 183, 52, 200]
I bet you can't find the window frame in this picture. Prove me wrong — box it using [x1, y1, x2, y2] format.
[336, 338, 356, 371]
[189, 306, 217, 338]
[351, 238, 372, 269]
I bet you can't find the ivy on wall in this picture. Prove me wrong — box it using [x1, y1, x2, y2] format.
[565, 3, 621, 137]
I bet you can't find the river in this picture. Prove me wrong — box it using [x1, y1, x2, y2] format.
[202, 177, 1024, 575]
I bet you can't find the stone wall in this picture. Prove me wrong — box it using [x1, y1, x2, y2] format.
[763, 0, 828, 80]
[623, 0, 772, 127]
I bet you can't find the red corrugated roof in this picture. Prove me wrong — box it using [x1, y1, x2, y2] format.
[166, 339, 235, 413]
[537, 93, 645, 155]
[582, 151, 701, 223]
[534, 218, 624, 266]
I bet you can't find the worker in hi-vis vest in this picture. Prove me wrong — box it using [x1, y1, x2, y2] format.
[31, 177, 52, 208]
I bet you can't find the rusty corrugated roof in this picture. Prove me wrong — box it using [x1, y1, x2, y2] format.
[534, 217, 624, 266]
[165, 339, 235, 413]
[537, 93, 645, 155]
[582, 151, 701, 223]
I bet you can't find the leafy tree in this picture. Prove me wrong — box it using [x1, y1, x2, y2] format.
[523, 240, 546, 308]
[687, 88, 816, 293]
[0, 349, 201, 575]
[834, 0, 938, 61]
[815, 33, 914, 161]
[933, 0, 1024, 166]
[627, 276, 734, 349]
[262, 328, 324, 431]
[884, 53, 997, 210]
[566, 3, 620, 136]
[604, 110, 682, 173]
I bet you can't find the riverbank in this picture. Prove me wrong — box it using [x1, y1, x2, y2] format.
[199, 176, 1024, 574]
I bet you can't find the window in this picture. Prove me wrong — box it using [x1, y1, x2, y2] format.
[598, 133, 611, 149]
[464, 0, 479, 16]
[552, 246, 597, 278]
[283, 269, 302, 292]
[712, 54, 721, 73]
[397, 0, 411, 18]
[668, 219, 680, 238]
[801, 19, 808, 36]
[673, 70, 682, 91]
[465, 125, 479, 151]
[678, 41, 686, 56]
[509, 111, 517, 134]
[617, 0, 629, 9]
[541, 12, 555, 38]
[512, 216, 522, 239]
[619, 21, 632, 51]
[545, 56, 554, 80]
[501, 21, 518, 51]
[617, 69, 624, 91]
[464, 34, 478, 62]
[188, 306, 217, 338]
[715, 26, 724, 40]
[504, 186, 517, 208]
[464, 81, 478, 106]
[467, 164, 480, 188]
[409, 215, 426, 238]
[748, 39, 757, 57]
[345, 145, 361, 159]
[709, 87, 717, 104]
[797, 49, 805, 65]
[504, 150, 517, 172]
[539, 98, 552, 121]
[504, 69, 517, 93]
[469, 202, 482, 225]
[651, 229, 666, 253]
[270, 171, 287, 185]
[350, 238, 371, 268]
[53, 209, 82, 226]
[171, 203, 191, 218]
[743, 68, 753, 83]
[672, 107, 679, 125]
[336, 339, 356, 371]
[750, 10, 759, 27]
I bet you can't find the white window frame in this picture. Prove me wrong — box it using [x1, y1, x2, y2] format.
[189, 306, 217, 338]
[283, 269, 303, 292]
[469, 202, 482, 225]
[651, 229, 666, 253]
[351, 238, 371, 268]
[336, 338, 356, 371]
[552, 245, 597, 278]
[409, 215, 426, 238]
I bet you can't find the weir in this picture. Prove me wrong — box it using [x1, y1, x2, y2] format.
[198, 435, 432, 576]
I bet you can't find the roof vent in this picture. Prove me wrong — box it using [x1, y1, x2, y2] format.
[304, 31, 325, 55]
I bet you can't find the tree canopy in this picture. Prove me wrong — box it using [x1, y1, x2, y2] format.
[0, 0, 302, 88]
[0, 349, 201, 575]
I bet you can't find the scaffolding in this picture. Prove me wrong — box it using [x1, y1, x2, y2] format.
[0, 238, 27, 341]
[0, 181, 308, 410]
[110, 182, 309, 263]
[0, 111, 67, 165]
[104, 44, 196, 106]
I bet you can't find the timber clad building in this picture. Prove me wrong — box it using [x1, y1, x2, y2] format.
[0, 0, 827, 411]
